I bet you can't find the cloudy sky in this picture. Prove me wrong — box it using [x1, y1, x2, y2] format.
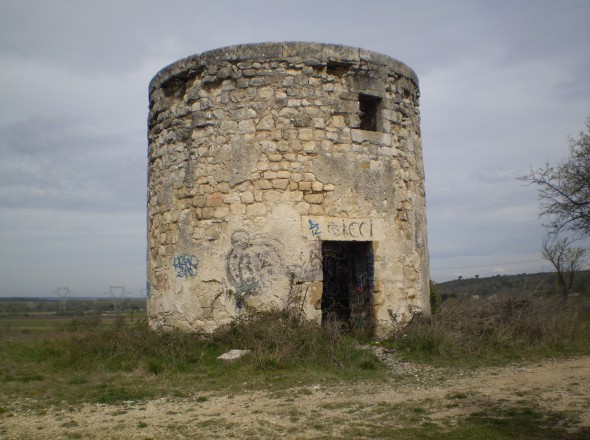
[1, 0, 589, 297]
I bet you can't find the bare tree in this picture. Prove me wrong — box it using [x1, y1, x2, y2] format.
[521, 117, 590, 236]
[542, 236, 587, 298]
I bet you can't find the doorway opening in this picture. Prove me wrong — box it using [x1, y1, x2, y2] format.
[321, 241, 374, 332]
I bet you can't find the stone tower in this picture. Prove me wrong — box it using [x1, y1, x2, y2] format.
[147, 42, 429, 337]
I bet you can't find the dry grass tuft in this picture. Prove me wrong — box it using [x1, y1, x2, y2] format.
[385, 295, 590, 366]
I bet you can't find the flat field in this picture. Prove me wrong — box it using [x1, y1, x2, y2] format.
[0, 313, 141, 336]
[1, 297, 589, 439]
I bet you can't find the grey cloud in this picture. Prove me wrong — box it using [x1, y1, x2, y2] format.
[554, 58, 590, 101]
[1, 1, 162, 74]
[471, 167, 522, 184]
[0, 116, 145, 212]
[1, 0, 589, 294]
[488, 1, 590, 67]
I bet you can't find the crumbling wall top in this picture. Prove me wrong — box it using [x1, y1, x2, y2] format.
[149, 42, 419, 93]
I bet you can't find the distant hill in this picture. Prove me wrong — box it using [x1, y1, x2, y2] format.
[436, 270, 590, 299]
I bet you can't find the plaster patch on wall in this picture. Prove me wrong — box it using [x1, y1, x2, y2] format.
[226, 230, 283, 299]
[154, 273, 170, 290]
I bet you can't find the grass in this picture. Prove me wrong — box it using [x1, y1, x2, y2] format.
[1, 296, 590, 438]
[313, 398, 588, 439]
[383, 294, 590, 367]
[0, 313, 138, 340]
[0, 310, 384, 408]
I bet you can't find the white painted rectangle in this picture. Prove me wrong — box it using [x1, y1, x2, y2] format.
[302, 216, 386, 241]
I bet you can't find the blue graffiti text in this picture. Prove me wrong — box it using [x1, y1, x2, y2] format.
[308, 219, 321, 237]
[173, 254, 199, 279]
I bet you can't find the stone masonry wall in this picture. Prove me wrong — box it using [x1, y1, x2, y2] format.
[147, 42, 429, 337]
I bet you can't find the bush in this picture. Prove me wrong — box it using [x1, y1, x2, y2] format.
[60, 316, 102, 331]
[211, 310, 373, 371]
[28, 310, 381, 379]
[429, 280, 442, 314]
[385, 295, 590, 366]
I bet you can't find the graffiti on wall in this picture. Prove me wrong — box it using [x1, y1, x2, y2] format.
[173, 254, 199, 279]
[327, 220, 373, 239]
[308, 219, 321, 237]
[226, 230, 282, 302]
[301, 216, 386, 241]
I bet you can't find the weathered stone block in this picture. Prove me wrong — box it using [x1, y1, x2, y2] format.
[272, 179, 289, 190]
[304, 193, 324, 204]
[238, 120, 256, 133]
[206, 192, 224, 207]
[286, 191, 304, 202]
[249, 77, 265, 87]
[254, 180, 272, 190]
[298, 181, 312, 191]
[223, 192, 240, 204]
[257, 117, 275, 130]
[258, 87, 274, 98]
[299, 128, 313, 140]
[308, 204, 325, 215]
[311, 182, 324, 192]
[263, 190, 281, 202]
[256, 161, 269, 171]
[214, 206, 230, 218]
[247, 202, 267, 216]
[291, 173, 303, 182]
[217, 349, 251, 362]
[200, 207, 214, 219]
[239, 191, 254, 204]
[230, 203, 246, 215]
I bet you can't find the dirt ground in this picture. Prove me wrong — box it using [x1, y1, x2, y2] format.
[2, 355, 589, 439]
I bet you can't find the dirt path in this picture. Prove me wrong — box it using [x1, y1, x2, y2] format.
[2, 356, 589, 439]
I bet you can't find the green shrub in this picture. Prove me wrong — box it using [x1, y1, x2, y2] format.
[146, 357, 165, 375]
[385, 295, 590, 366]
[4, 309, 382, 385]
[60, 317, 102, 332]
[211, 310, 374, 371]
[429, 280, 442, 314]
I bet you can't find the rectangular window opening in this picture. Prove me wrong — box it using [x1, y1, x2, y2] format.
[327, 61, 352, 76]
[359, 94, 382, 132]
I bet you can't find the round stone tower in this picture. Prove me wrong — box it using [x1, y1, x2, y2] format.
[147, 42, 429, 336]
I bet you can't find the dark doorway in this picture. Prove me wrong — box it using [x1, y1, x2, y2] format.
[321, 241, 374, 331]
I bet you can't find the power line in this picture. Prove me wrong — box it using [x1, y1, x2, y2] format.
[107, 285, 127, 313]
[54, 286, 70, 312]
